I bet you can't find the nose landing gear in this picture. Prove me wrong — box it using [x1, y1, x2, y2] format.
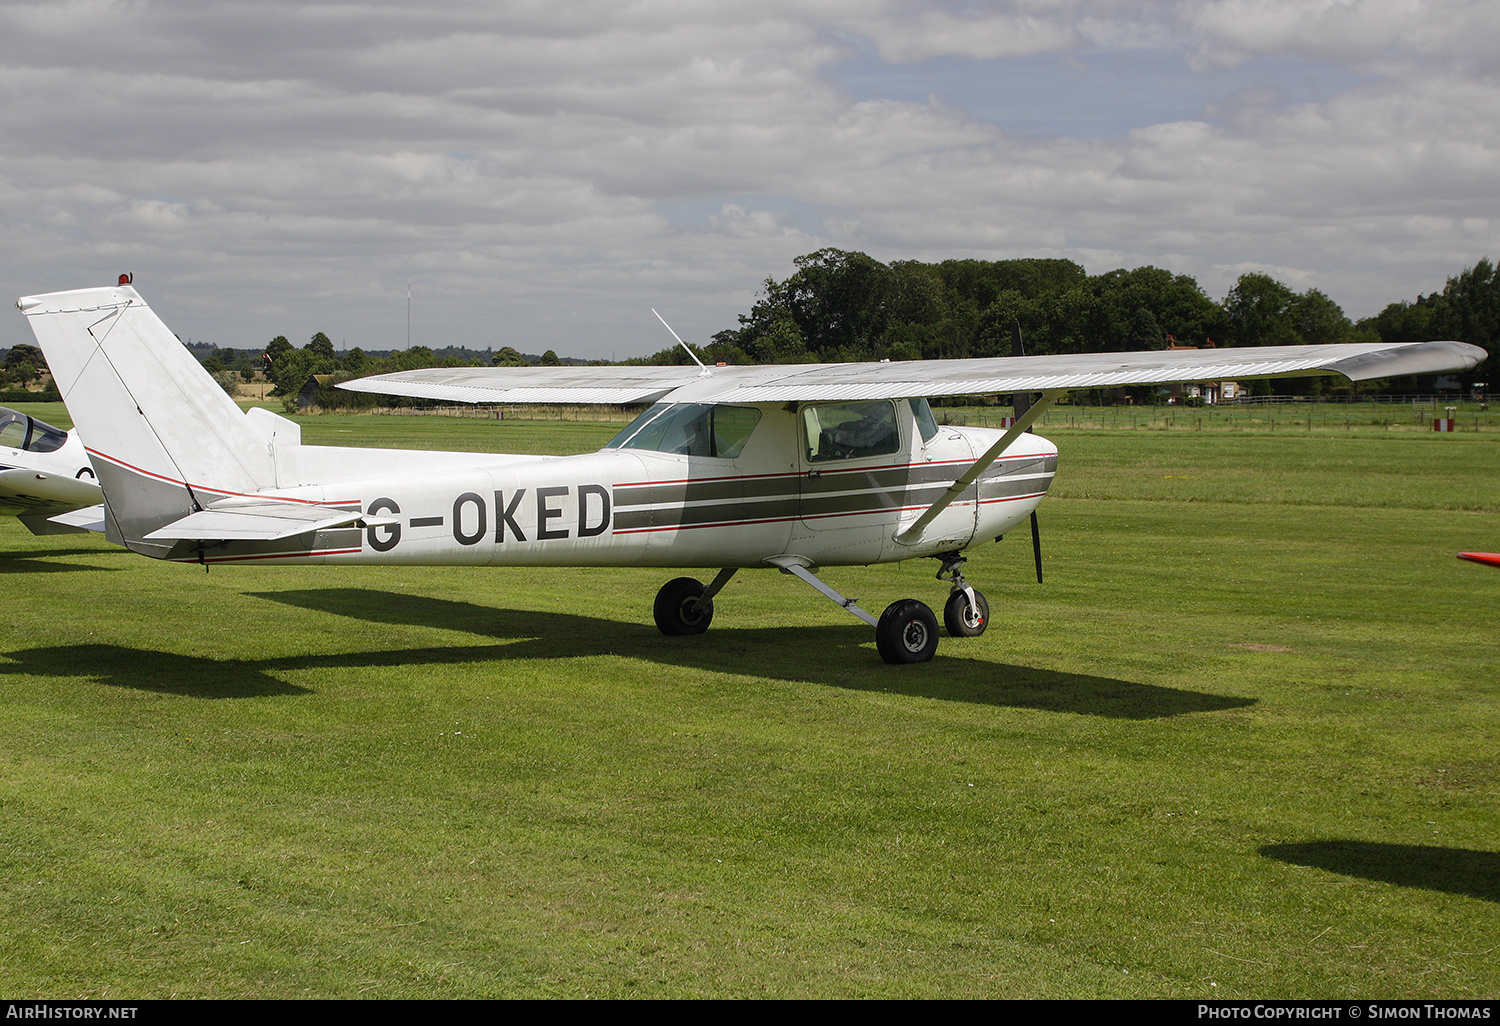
[934, 552, 988, 638]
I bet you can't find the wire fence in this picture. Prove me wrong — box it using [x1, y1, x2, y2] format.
[940, 398, 1496, 434]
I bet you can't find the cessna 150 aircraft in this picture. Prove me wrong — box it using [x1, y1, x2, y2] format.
[16, 283, 1487, 662]
[0, 404, 100, 534]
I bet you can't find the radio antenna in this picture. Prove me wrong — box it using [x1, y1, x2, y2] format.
[652, 309, 709, 374]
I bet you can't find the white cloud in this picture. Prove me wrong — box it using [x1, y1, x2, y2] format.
[0, 0, 1495, 358]
[1183, 0, 1500, 72]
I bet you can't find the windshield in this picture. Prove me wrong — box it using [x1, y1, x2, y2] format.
[605, 403, 761, 458]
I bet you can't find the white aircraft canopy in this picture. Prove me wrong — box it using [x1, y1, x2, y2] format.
[340, 341, 1486, 406]
[0, 407, 69, 454]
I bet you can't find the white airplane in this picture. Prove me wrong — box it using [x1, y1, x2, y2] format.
[16, 284, 1487, 662]
[0, 404, 101, 534]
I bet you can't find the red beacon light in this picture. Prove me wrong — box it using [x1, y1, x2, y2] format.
[118, 273, 133, 286]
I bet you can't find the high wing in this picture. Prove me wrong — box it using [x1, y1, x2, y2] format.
[341, 341, 1486, 405]
[343, 339, 1485, 549]
[338, 364, 714, 405]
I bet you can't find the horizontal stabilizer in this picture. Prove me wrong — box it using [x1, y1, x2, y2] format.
[144, 500, 400, 542]
[28, 503, 106, 536]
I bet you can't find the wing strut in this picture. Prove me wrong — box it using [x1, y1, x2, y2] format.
[894, 389, 1066, 546]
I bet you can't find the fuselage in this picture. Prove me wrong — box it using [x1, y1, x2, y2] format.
[136, 400, 1058, 569]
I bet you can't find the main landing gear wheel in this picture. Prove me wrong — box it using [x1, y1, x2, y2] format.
[943, 589, 989, 638]
[876, 599, 939, 664]
[654, 576, 713, 636]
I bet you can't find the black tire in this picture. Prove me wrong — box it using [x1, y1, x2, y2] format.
[875, 599, 939, 664]
[654, 576, 713, 636]
[943, 589, 989, 637]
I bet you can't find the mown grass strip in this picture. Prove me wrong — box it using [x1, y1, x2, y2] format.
[0, 405, 1495, 998]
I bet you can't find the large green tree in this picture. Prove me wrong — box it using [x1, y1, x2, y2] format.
[267, 349, 313, 396]
[1431, 258, 1499, 368]
[780, 248, 894, 359]
[1222, 273, 1299, 348]
[4, 343, 46, 380]
[306, 332, 337, 365]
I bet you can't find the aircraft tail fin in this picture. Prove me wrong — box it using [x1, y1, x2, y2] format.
[17, 285, 276, 556]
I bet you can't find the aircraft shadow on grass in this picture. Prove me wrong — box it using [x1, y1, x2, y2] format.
[1, 586, 1255, 716]
[225, 586, 1252, 719]
[0, 546, 122, 574]
[0, 643, 315, 698]
[1261, 841, 1500, 903]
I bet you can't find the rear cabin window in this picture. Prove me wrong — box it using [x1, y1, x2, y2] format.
[605, 403, 761, 459]
[802, 400, 900, 463]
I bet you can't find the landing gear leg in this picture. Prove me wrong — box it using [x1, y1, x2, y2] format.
[934, 552, 988, 638]
[764, 555, 938, 664]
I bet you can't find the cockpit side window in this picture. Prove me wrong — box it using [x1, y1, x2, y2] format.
[708, 406, 759, 458]
[604, 403, 761, 458]
[802, 400, 900, 463]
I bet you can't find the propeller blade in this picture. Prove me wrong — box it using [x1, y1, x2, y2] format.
[1030, 510, 1044, 584]
[1011, 321, 1044, 583]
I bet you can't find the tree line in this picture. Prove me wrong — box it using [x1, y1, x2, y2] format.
[138, 250, 1500, 409]
[184, 333, 571, 410]
[635, 250, 1496, 396]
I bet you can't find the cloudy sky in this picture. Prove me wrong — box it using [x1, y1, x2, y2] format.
[2, 0, 1495, 360]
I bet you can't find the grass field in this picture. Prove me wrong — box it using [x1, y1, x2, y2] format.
[2, 404, 1497, 998]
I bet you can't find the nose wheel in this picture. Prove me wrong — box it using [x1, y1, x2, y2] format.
[943, 588, 989, 637]
[933, 552, 989, 638]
